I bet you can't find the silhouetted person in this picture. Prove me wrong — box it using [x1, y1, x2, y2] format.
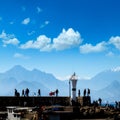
[78, 89, 80, 97]
[87, 88, 90, 96]
[14, 89, 20, 97]
[14, 89, 17, 96]
[83, 89, 86, 96]
[16, 92, 20, 97]
[119, 102, 120, 109]
[25, 88, 29, 97]
[22, 89, 24, 96]
[38, 89, 41, 96]
[115, 101, 118, 109]
[98, 98, 102, 106]
[56, 89, 59, 97]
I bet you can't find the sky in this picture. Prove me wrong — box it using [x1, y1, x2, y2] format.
[0, 0, 120, 80]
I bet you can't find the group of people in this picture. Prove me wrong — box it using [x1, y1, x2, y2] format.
[22, 88, 30, 97]
[14, 88, 41, 97]
[78, 88, 90, 97]
[115, 101, 120, 109]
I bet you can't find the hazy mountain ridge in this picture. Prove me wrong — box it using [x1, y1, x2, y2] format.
[72, 69, 120, 102]
[0, 65, 120, 102]
[0, 65, 68, 96]
[91, 80, 120, 102]
[90, 70, 120, 90]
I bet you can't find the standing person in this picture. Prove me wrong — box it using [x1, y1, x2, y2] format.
[87, 88, 90, 96]
[98, 98, 102, 106]
[22, 89, 24, 96]
[38, 89, 41, 96]
[14, 89, 17, 97]
[78, 89, 80, 97]
[56, 89, 59, 97]
[83, 89, 86, 96]
[25, 88, 29, 97]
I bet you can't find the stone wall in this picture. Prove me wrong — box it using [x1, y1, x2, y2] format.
[77, 96, 91, 106]
[0, 96, 70, 107]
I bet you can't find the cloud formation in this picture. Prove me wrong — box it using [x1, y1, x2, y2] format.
[3, 38, 20, 47]
[22, 18, 30, 25]
[109, 36, 120, 50]
[111, 66, 120, 72]
[53, 28, 82, 50]
[0, 31, 20, 47]
[80, 41, 107, 53]
[20, 28, 82, 51]
[2, 28, 120, 55]
[27, 31, 35, 36]
[40, 21, 50, 28]
[14, 53, 29, 59]
[106, 51, 114, 57]
[20, 35, 51, 51]
[37, 7, 42, 13]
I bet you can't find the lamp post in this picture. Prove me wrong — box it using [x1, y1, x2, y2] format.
[70, 72, 78, 102]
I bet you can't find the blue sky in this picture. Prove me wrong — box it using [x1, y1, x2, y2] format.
[0, 0, 120, 80]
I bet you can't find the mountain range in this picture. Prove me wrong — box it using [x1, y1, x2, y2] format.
[0, 65, 68, 96]
[0, 65, 120, 102]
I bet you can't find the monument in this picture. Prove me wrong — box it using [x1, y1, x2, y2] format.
[69, 72, 78, 102]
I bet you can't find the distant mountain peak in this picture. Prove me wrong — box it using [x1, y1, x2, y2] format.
[3, 65, 30, 82]
[32, 68, 40, 72]
[110, 80, 120, 86]
[7, 65, 27, 72]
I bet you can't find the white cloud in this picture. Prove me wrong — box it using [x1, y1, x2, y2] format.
[3, 38, 20, 47]
[53, 28, 82, 50]
[40, 21, 50, 28]
[0, 30, 7, 39]
[80, 41, 107, 54]
[109, 36, 120, 50]
[14, 53, 29, 59]
[106, 51, 114, 57]
[27, 31, 35, 36]
[0, 31, 20, 47]
[45, 21, 49, 25]
[40, 44, 52, 52]
[20, 28, 82, 52]
[56, 74, 91, 81]
[37, 7, 42, 13]
[111, 66, 120, 72]
[22, 18, 30, 25]
[55, 75, 71, 81]
[20, 35, 51, 51]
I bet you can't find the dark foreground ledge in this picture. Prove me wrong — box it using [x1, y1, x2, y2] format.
[0, 96, 70, 107]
